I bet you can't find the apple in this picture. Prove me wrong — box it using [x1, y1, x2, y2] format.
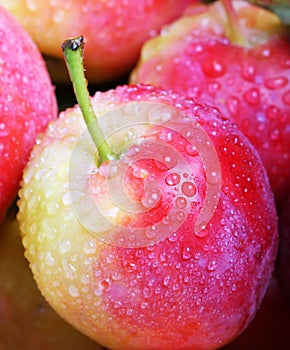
[17, 36, 278, 350]
[0, 0, 195, 84]
[0, 216, 105, 350]
[0, 5, 58, 224]
[130, 0, 290, 208]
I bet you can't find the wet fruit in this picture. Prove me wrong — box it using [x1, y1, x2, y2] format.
[131, 0, 290, 207]
[0, 5, 57, 224]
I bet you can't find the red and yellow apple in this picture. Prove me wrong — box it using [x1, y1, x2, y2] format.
[17, 35, 278, 349]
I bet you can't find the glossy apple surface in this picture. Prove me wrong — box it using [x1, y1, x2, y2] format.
[0, 0, 195, 83]
[0, 5, 57, 224]
[131, 0, 290, 207]
[17, 84, 278, 350]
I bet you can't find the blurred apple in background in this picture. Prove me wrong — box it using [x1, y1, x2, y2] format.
[0, 217, 105, 350]
[0, 5, 57, 225]
[131, 0, 290, 208]
[0, 0, 196, 84]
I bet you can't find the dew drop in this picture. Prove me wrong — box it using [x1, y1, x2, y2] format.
[241, 62, 255, 81]
[182, 246, 192, 260]
[266, 105, 281, 120]
[265, 77, 288, 90]
[181, 181, 196, 197]
[163, 275, 171, 286]
[226, 96, 240, 116]
[165, 172, 181, 186]
[175, 196, 187, 209]
[244, 88, 260, 105]
[207, 260, 217, 271]
[208, 81, 221, 95]
[185, 144, 199, 157]
[68, 285, 80, 298]
[176, 211, 185, 222]
[282, 90, 290, 105]
[202, 58, 226, 78]
[270, 129, 280, 141]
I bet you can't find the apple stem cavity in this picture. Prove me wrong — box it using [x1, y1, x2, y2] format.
[221, 0, 247, 46]
[62, 36, 117, 166]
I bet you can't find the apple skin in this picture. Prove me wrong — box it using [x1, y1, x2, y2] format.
[0, 0, 195, 83]
[17, 84, 278, 350]
[130, 0, 290, 208]
[0, 217, 105, 350]
[0, 5, 57, 224]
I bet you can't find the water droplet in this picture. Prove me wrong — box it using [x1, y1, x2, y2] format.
[242, 62, 255, 81]
[68, 285, 80, 297]
[207, 260, 217, 271]
[176, 211, 185, 222]
[208, 82, 221, 95]
[142, 187, 161, 209]
[202, 58, 226, 78]
[143, 286, 153, 299]
[163, 155, 177, 169]
[244, 88, 260, 105]
[266, 105, 281, 120]
[165, 172, 181, 186]
[175, 196, 187, 209]
[226, 96, 240, 116]
[163, 275, 171, 286]
[182, 246, 192, 260]
[265, 77, 288, 90]
[185, 144, 199, 157]
[282, 90, 290, 105]
[127, 145, 140, 157]
[168, 232, 178, 242]
[270, 129, 280, 141]
[181, 181, 196, 197]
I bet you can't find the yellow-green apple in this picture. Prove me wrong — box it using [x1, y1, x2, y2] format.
[0, 5, 57, 225]
[0, 0, 196, 84]
[131, 0, 290, 208]
[0, 217, 105, 350]
[17, 37, 278, 350]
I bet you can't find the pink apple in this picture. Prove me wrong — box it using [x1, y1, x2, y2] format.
[0, 5, 57, 224]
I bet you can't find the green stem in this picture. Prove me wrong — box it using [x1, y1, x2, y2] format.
[221, 0, 247, 46]
[62, 36, 117, 166]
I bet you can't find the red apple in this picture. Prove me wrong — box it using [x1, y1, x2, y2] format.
[0, 0, 196, 83]
[0, 5, 57, 224]
[0, 217, 105, 350]
[16, 38, 278, 350]
[131, 0, 290, 207]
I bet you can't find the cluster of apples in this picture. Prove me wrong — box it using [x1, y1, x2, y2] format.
[0, 0, 289, 349]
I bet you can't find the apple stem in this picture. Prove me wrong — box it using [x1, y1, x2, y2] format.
[62, 36, 117, 166]
[221, 0, 247, 46]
